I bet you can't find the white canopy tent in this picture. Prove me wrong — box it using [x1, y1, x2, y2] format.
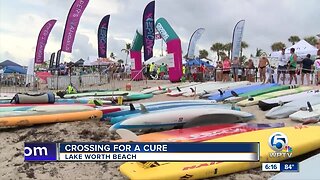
[270, 40, 318, 61]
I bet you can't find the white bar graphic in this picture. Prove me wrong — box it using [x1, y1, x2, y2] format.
[262, 163, 280, 172]
[59, 152, 258, 161]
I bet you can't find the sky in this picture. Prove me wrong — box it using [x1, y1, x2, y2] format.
[0, 0, 319, 66]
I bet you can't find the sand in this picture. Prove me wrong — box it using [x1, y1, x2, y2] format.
[0, 80, 319, 180]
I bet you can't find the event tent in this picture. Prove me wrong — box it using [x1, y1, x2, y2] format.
[0, 60, 22, 68]
[3, 65, 27, 74]
[270, 40, 318, 60]
[184, 58, 213, 67]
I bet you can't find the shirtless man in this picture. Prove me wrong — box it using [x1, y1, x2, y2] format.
[258, 54, 270, 83]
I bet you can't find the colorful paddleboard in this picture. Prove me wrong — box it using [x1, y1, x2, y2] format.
[266, 94, 320, 119]
[120, 126, 320, 180]
[115, 123, 285, 142]
[259, 89, 320, 111]
[206, 83, 276, 101]
[109, 107, 254, 132]
[237, 86, 312, 107]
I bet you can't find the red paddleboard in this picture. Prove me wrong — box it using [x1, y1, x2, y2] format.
[115, 123, 284, 142]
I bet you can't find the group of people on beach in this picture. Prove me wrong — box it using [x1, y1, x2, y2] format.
[213, 47, 320, 86]
[275, 47, 320, 86]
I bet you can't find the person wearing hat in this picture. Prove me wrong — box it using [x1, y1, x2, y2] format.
[258, 53, 270, 83]
[277, 48, 288, 85]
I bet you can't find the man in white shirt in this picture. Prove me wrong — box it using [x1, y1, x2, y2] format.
[277, 48, 288, 85]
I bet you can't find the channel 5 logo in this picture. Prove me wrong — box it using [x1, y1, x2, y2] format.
[268, 132, 293, 158]
[24, 143, 57, 161]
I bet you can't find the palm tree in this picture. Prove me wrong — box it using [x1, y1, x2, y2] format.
[224, 43, 232, 58]
[199, 49, 209, 59]
[110, 52, 116, 60]
[255, 48, 263, 57]
[304, 36, 318, 46]
[288, 36, 300, 45]
[121, 43, 131, 64]
[271, 42, 286, 51]
[210, 42, 224, 61]
[240, 41, 249, 57]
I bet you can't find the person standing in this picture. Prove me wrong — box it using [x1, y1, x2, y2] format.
[300, 54, 314, 85]
[288, 48, 298, 85]
[232, 57, 240, 82]
[277, 48, 288, 85]
[258, 54, 270, 83]
[315, 49, 320, 85]
[246, 59, 255, 82]
[222, 57, 231, 82]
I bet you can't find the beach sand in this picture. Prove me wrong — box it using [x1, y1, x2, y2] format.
[0, 80, 319, 180]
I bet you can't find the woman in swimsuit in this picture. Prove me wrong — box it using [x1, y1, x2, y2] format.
[222, 56, 231, 82]
[258, 54, 270, 83]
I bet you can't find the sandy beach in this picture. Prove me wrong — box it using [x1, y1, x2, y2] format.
[0, 80, 319, 180]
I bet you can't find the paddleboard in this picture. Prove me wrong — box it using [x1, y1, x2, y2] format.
[106, 100, 218, 118]
[270, 153, 320, 180]
[0, 109, 102, 127]
[289, 104, 320, 122]
[115, 123, 285, 142]
[109, 107, 254, 132]
[224, 84, 291, 103]
[182, 81, 250, 97]
[166, 82, 219, 97]
[62, 91, 128, 98]
[237, 86, 313, 107]
[108, 103, 237, 124]
[206, 83, 275, 101]
[120, 126, 320, 180]
[266, 94, 320, 119]
[259, 89, 320, 111]
[152, 82, 201, 95]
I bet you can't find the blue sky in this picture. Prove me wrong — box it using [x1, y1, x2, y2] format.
[0, 0, 319, 66]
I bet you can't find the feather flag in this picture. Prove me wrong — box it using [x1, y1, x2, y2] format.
[231, 20, 245, 60]
[60, 0, 89, 53]
[34, 19, 57, 64]
[142, 1, 155, 61]
[97, 15, 110, 58]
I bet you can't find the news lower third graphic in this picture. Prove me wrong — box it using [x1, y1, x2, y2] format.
[24, 142, 260, 162]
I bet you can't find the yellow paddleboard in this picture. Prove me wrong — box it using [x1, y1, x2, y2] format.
[120, 125, 320, 180]
[236, 86, 312, 107]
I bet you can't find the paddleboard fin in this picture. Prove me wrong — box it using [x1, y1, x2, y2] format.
[177, 87, 181, 92]
[278, 101, 284, 106]
[218, 89, 223, 96]
[167, 88, 172, 93]
[158, 86, 162, 90]
[190, 88, 195, 93]
[129, 103, 136, 111]
[93, 99, 103, 106]
[140, 104, 148, 113]
[307, 101, 313, 112]
[248, 96, 254, 101]
[231, 90, 239, 97]
[203, 90, 209, 94]
[116, 129, 139, 142]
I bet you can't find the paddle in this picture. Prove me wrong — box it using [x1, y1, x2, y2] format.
[116, 129, 139, 142]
